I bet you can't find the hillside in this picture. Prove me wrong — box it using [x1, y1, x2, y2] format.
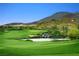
[1, 12, 79, 30]
[36, 12, 79, 29]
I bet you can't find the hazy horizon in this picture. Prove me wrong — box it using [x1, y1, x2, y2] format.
[0, 3, 79, 25]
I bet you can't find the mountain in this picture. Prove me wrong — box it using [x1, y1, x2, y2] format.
[36, 12, 79, 29]
[2, 12, 79, 29]
[37, 12, 79, 23]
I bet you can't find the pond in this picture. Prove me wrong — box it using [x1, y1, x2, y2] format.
[21, 38, 70, 41]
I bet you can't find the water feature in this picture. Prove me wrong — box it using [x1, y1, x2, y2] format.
[21, 38, 70, 41]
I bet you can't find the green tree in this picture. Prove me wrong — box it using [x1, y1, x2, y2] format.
[68, 28, 79, 40]
[61, 26, 69, 37]
[0, 26, 4, 34]
[0, 26, 5, 48]
[47, 26, 62, 38]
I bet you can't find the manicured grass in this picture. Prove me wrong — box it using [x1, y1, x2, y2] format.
[4, 30, 28, 39]
[1, 39, 79, 56]
[1, 30, 79, 56]
[4, 29, 46, 39]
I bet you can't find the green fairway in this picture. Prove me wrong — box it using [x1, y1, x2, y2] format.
[1, 39, 79, 56]
[0, 30, 79, 56]
[3, 29, 47, 39]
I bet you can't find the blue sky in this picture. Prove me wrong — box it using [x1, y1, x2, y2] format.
[0, 3, 79, 25]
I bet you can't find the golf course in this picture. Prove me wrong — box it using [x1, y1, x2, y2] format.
[0, 4, 79, 56]
[0, 29, 79, 56]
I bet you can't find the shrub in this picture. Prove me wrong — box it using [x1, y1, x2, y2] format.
[0, 26, 4, 35]
[68, 28, 79, 40]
